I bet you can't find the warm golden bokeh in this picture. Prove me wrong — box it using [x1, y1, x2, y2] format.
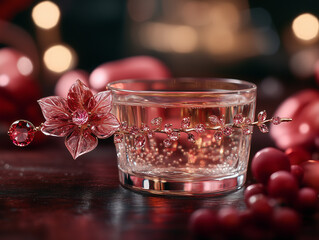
[32, 1, 61, 29]
[43, 45, 74, 73]
[292, 13, 319, 41]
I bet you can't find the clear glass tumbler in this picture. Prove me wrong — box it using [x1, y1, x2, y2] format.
[108, 78, 256, 196]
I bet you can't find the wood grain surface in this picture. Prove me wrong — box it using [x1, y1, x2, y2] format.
[0, 135, 318, 240]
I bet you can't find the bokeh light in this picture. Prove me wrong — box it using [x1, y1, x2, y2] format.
[181, 1, 212, 26]
[0, 74, 10, 87]
[32, 1, 61, 29]
[202, 27, 235, 55]
[249, 8, 272, 29]
[260, 77, 283, 99]
[90, 68, 107, 90]
[17, 57, 33, 76]
[139, 23, 197, 53]
[299, 123, 310, 134]
[43, 45, 74, 73]
[292, 13, 319, 41]
[55, 70, 89, 97]
[255, 29, 280, 55]
[169, 26, 197, 53]
[290, 49, 318, 78]
[127, 0, 155, 22]
[210, 2, 240, 31]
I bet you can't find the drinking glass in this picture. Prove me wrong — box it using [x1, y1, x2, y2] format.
[108, 78, 256, 196]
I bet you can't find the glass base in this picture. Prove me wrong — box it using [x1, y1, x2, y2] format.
[118, 169, 246, 196]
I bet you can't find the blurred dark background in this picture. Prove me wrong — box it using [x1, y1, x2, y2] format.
[3, 0, 319, 77]
[1, 0, 319, 130]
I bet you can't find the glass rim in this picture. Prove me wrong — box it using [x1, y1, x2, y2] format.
[107, 78, 257, 94]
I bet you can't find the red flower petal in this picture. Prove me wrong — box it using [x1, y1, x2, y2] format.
[38, 96, 70, 120]
[88, 91, 112, 118]
[65, 128, 98, 159]
[41, 119, 75, 137]
[67, 80, 94, 112]
[91, 113, 120, 139]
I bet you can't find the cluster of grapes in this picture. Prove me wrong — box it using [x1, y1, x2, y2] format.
[189, 147, 318, 239]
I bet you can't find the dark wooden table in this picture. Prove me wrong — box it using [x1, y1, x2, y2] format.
[0, 135, 318, 240]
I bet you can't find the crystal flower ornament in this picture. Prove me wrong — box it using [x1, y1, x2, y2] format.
[8, 79, 292, 159]
[38, 80, 120, 159]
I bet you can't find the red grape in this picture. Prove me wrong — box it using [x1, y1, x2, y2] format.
[238, 209, 275, 239]
[315, 60, 319, 85]
[251, 147, 291, 184]
[247, 194, 274, 224]
[240, 224, 273, 240]
[301, 160, 319, 192]
[188, 208, 218, 238]
[291, 165, 304, 185]
[270, 89, 319, 149]
[295, 187, 318, 213]
[244, 184, 266, 205]
[267, 171, 299, 203]
[238, 209, 254, 225]
[55, 70, 90, 97]
[89, 56, 171, 91]
[285, 147, 311, 165]
[272, 207, 301, 237]
[216, 207, 240, 234]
